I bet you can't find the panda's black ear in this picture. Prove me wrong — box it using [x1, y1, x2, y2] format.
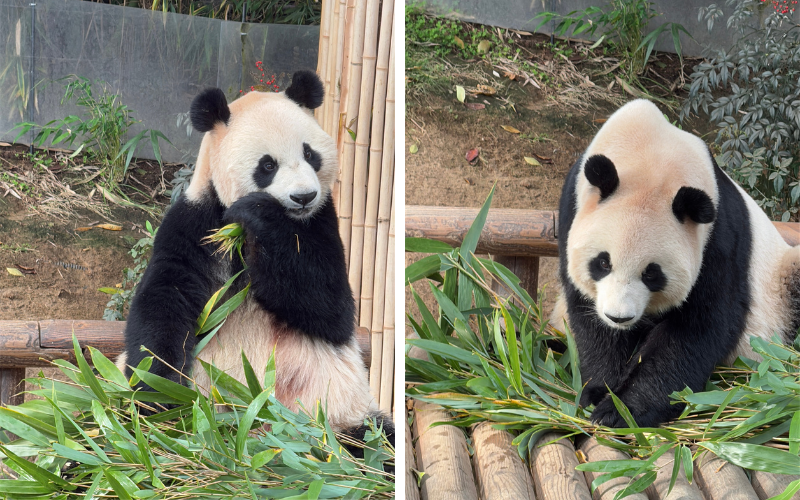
[584, 155, 619, 200]
[190, 88, 230, 133]
[672, 187, 716, 224]
[285, 70, 324, 110]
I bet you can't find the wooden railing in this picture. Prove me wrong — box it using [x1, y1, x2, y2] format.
[0, 320, 371, 407]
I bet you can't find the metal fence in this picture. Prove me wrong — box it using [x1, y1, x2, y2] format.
[0, 0, 319, 162]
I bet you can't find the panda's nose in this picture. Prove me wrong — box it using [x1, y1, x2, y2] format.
[290, 191, 317, 207]
[606, 313, 635, 324]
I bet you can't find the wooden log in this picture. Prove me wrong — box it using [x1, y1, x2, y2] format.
[472, 422, 536, 500]
[413, 400, 479, 500]
[695, 452, 758, 500]
[406, 206, 558, 257]
[579, 437, 648, 500]
[775, 222, 799, 246]
[406, 413, 421, 500]
[529, 432, 592, 500]
[644, 449, 704, 500]
[0, 321, 372, 370]
[749, 471, 800, 500]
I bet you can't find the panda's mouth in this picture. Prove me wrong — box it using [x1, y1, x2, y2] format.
[287, 206, 314, 219]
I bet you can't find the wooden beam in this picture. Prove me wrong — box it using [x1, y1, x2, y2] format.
[529, 432, 592, 500]
[405, 206, 558, 257]
[695, 452, 759, 500]
[405, 206, 799, 255]
[472, 422, 536, 500]
[0, 321, 372, 369]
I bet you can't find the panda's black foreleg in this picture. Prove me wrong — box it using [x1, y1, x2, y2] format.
[223, 191, 356, 346]
[123, 194, 225, 393]
[589, 319, 721, 428]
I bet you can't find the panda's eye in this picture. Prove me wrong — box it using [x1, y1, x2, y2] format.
[599, 258, 610, 270]
[589, 251, 612, 281]
[642, 263, 667, 292]
[304, 147, 312, 161]
[263, 161, 275, 172]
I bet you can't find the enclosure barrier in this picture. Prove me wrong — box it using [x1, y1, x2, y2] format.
[0, 320, 371, 407]
[405, 205, 800, 500]
[316, 0, 396, 415]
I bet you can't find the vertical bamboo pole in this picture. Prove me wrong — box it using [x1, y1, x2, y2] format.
[336, 0, 368, 263]
[315, 0, 332, 126]
[369, 44, 395, 399]
[358, 0, 394, 329]
[347, 0, 384, 304]
[379, 194, 395, 413]
[327, 0, 346, 204]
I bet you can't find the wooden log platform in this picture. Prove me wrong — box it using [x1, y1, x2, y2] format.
[0, 320, 372, 406]
[407, 410, 800, 500]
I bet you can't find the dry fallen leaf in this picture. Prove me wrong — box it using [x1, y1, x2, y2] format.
[593, 118, 607, 123]
[454, 36, 465, 50]
[96, 224, 122, 231]
[465, 103, 485, 110]
[466, 148, 480, 164]
[456, 85, 466, 103]
[409, 144, 419, 154]
[532, 152, 553, 164]
[464, 178, 475, 186]
[14, 264, 35, 275]
[75, 227, 94, 232]
[503, 71, 517, 80]
[477, 40, 491, 54]
[475, 84, 496, 96]
[502, 125, 521, 134]
[524, 156, 541, 166]
[6, 267, 23, 277]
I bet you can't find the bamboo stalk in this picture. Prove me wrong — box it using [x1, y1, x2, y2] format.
[378, 194, 395, 413]
[336, 0, 368, 263]
[347, 0, 384, 304]
[328, 0, 347, 206]
[358, 0, 394, 329]
[315, 0, 332, 126]
[370, 38, 395, 336]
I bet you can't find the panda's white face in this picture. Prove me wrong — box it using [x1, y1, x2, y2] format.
[213, 92, 337, 220]
[567, 100, 720, 330]
[568, 205, 696, 329]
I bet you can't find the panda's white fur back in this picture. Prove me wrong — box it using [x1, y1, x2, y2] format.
[193, 297, 377, 430]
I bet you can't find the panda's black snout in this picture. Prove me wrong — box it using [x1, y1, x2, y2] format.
[290, 191, 317, 207]
[606, 314, 635, 324]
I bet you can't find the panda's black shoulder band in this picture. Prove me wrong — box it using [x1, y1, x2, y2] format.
[285, 70, 324, 110]
[190, 88, 230, 132]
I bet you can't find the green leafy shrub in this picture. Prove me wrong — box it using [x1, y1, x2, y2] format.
[683, 0, 800, 221]
[0, 337, 394, 498]
[12, 76, 171, 189]
[406, 188, 800, 499]
[101, 221, 157, 321]
[533, 0, 690, 78]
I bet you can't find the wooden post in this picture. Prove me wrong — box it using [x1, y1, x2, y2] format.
[472, 422, 536, 500]
[413, 400, 479, 500]
[0, 368, 24, 407]
[579, 437, 648, 500]
[492, 255, 540, 301]
[529, 432, 592, 500]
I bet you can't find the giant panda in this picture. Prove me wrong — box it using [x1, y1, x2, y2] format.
[116, 71, 394, 449]
[552, 99, 799, 428]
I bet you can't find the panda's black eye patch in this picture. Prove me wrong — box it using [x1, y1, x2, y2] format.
[303, 143, 322, 172]
[641, 263, 667, 292]
[589, 252, 612, 281]
[254, 154, 278, 188]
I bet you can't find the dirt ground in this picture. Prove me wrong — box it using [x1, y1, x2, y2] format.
[404, 30, 694, 333]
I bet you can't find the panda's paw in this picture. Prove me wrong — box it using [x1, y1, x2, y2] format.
[590, 396, 632, 428]
[580, 383, 608, 408]
[223, 192, 283, 229]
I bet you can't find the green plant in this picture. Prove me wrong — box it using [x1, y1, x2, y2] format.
[80, 0, 321, 24]
[101, 221, 157, 321]
[534, 0, 690, 78]
[11, 76, 171, 188]
[406, 188, 800, 499]
[0, 336, 394, 497]
[683, 0, 800, 221]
